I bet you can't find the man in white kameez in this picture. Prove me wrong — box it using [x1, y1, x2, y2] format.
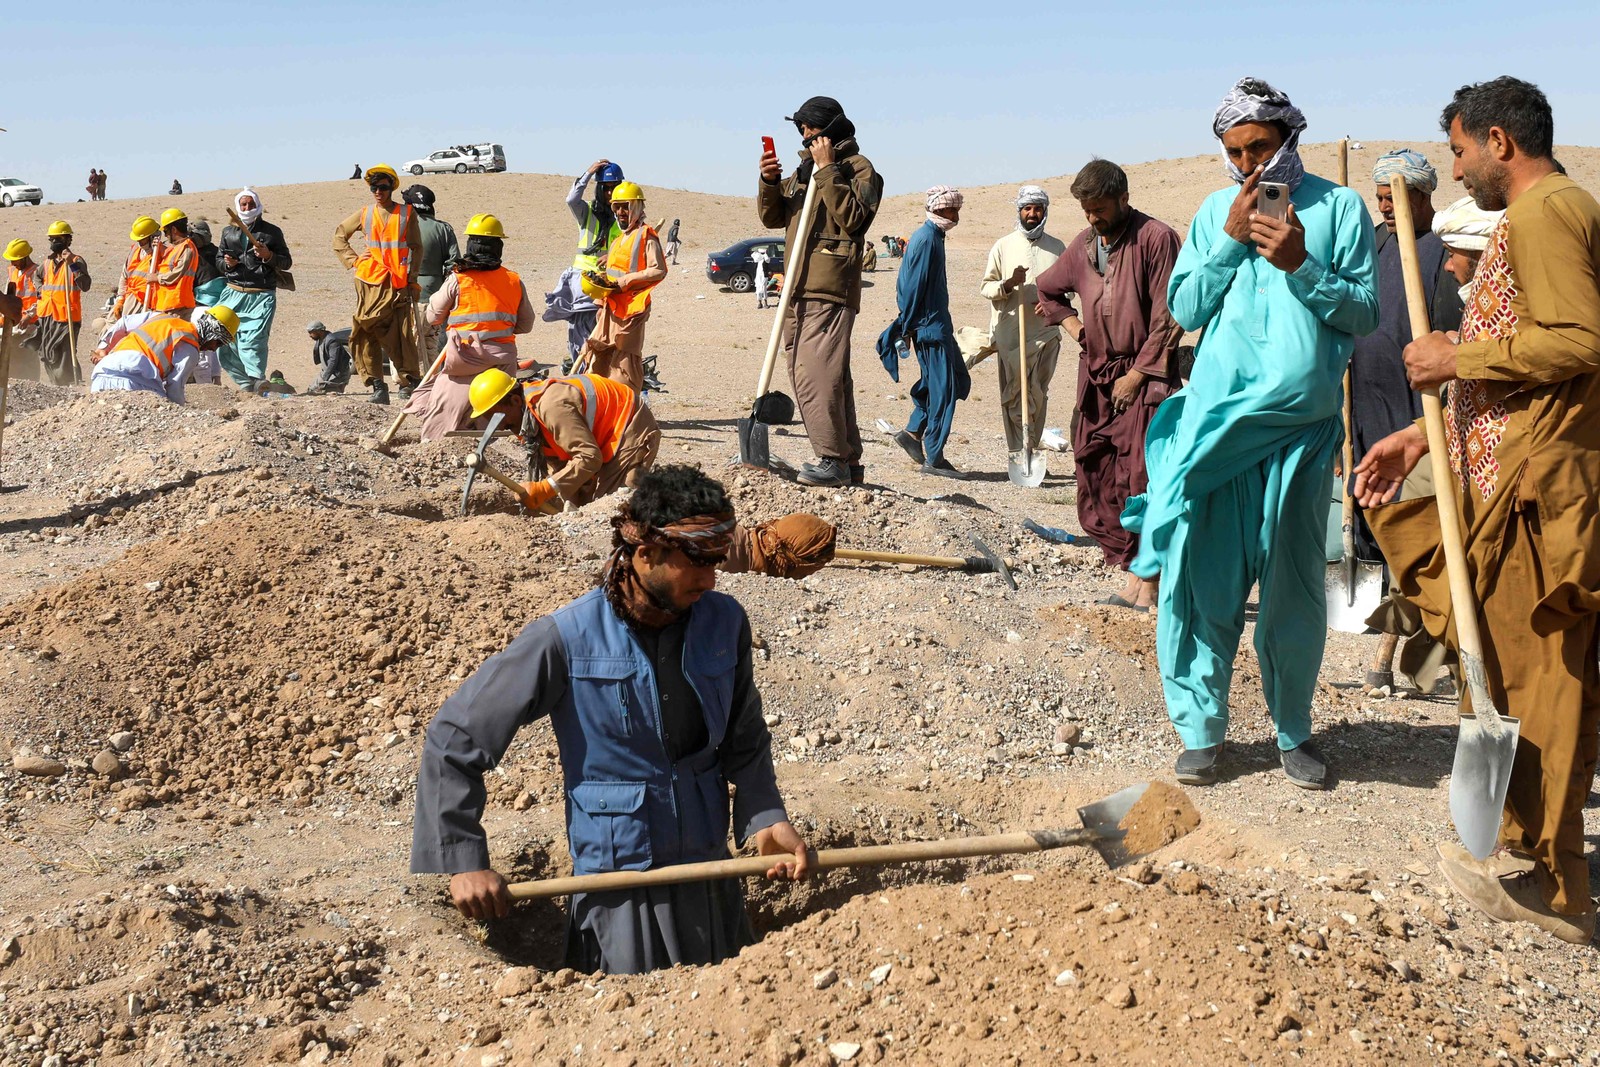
[979, 186, 1065, 459]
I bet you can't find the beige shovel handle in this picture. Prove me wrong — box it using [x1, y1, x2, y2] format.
[832, 546, 968, 569]
[464, 452, 530, 504]
[1337, 137, 1349, 188]
[506, 829, 1079, 901]
[1018, 283, 1030, 437]
[753, 175, 821, 400]
[1389, 175, 1486, 664]
[0, 284, 13, 469]
[1338, 138, 1354, 526]
[377, 345, 449, 448]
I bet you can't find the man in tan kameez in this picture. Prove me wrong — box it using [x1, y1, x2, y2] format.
[333, 164, 424, 406]
[576, 181, 665, 393]
[1354, 77, 1600, 945]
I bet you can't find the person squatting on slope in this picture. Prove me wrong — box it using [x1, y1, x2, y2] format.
[1123, 76, 1378, 791]
[411, 465, 810, 975]
[304, 321, 353, 395]
[758, 95, 883, 488]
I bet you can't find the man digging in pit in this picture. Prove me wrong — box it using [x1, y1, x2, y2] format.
[411, 465, 810, 974]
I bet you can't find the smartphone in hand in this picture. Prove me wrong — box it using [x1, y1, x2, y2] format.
[762, 136, 775, 157]
[1256, 181, 1291, 222]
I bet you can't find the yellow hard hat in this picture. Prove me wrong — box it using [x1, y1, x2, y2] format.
[579, 272, 618, 302]
[47, 220, 73, 237]
[365, 164, 399, 185]
[609, 181, 645, 203]
[130, 216, 159, 241]
[3, 239, 32, 262]
[159, 207, 187, 227]
[469, 368, 518, 418]
[201, 304, 240, 339]
[464, 213, 507, 239]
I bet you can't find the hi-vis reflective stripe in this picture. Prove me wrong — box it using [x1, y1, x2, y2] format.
[576, 375, 598, 432]
[130, 324, 180, 375]
[445, 309, 515, 341]
[605, 229, 648, 284]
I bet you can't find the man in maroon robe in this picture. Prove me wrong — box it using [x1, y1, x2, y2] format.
[1036, 160, 1184, 612]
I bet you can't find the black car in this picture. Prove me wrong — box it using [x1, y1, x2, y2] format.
[706, 237, 785, 293]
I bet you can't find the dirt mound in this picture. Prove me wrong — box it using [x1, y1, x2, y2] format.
[1118, 780, 1201, 854]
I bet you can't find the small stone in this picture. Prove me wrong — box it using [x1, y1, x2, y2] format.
[868, 963, 892, 984]
[1054, 722, 1082, 746]
[912, 965, 939, 985]
[812, 967, 838, 990]
[92, 750, 125, 778]
[114, 786, 152, 811]
[1273, 1011, 1301, 1033]
[829, 1042, 862, 1062]
[13, 754, 66, 778]
[1349, 1029, 1369, 1047]
[1054, 969, 1078, 987]
[471, 1022, 503, 1045]
[601, 990, 633, 1012]
[108, 731, 136, 752]
[512, 791, 533, 812]
[1389, 958, 1416, 981]
[1005, 630, 1023, 643]
[143, 580, 163, 592]
[493, 968, 535, 998]
[1104, 984, 1136, 1009]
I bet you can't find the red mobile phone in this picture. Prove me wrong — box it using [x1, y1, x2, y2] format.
[762, 136, 775, 156]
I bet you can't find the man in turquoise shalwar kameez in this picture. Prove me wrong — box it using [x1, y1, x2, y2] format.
[1122, 78, 1379, 789]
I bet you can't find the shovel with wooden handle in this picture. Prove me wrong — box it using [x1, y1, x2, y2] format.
[1390, 174, 1518, 860]
[738, 172, 820, 468]
[374, 345, 448, 451]
[506, 782, 1185, 901]
[1007, 287, 1046, 487]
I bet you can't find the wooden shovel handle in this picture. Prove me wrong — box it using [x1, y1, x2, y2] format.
[832, 547, 968, 569]
[506, 829, 1093, 901]
[466, 453, 531, 503]
[226, 207, 275, 261]
[376, 347, 449, 447]
[1389, 175, 1487, 663]
[753, 176, 821, 401]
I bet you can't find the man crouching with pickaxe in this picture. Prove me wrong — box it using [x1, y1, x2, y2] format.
[468, 366, 661, 513]
[411, 465, 811, 974]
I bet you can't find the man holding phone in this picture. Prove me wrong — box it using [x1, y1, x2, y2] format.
[1123, 77, 1378, 789]
[758, 96, 883, 487]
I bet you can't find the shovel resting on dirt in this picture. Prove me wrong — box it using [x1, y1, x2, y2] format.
[1391, 176, 1519, 860]
[506, 782, 1188, 901]
[831, 532, 1016, 590]
[1007, 295, 1046, 487]
[738, 172, 820, 469]
[1326, 381, 1386, 633]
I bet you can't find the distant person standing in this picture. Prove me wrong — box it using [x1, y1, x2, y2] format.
[403, 184, 460, 356]
[566, 158, 626, 344]
[665, 218, 682, 264]
[305, 321, 354, 395]
[980, 185, 1064, 463]
[576, 181, 666, 393]
[218, 187, 293, 392]
[333, 164, 423, 405]
[35, 221, 91, 385]
[97, 170, 107, 200]
[878, 186, 969, 479]
[85, 169, 98, 201]
[752, 246, 771, 309]
[758, 95, 883, 488]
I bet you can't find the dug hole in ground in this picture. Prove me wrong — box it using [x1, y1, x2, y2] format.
[3, 143, 1599, 1066]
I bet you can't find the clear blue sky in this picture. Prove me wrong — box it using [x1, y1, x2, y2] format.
[2, 0, 1597, 202]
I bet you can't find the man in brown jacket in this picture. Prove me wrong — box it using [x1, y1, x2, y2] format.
[758, 96, 883, 487]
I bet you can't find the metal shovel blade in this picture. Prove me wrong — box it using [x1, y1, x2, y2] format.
[1324, 558, 1385, 633]
[1449, 650, 1521, 859]
[1008, 445, 1047, 488]
[459, 410, 505, 516]
[736, 413, 770, 469]
[966, 534, 1016, 590]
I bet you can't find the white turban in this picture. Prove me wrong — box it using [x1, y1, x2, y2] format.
[1432, 196, 1503, 253]
[235, 188, 264, 226]
[1015, 185, 1048, 208]
[1372, 149, 1438, 194]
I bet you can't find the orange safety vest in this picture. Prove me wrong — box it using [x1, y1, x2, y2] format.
[604, 225, 659, 319]
[119, 316, 199, 377]
[150, 238, 197, 311]
[527, 374, 635, 463]
[354, 202, 413, 288]
[120, 242, 153, 303]
[37, 256, 82, 322]
[5, 263, 40, 322]
[446, 267, 522, 345]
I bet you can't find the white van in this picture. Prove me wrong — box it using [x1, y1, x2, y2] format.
[402, 144, 507, 175]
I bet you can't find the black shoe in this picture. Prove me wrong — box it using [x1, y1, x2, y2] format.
[365, 379, 390, 406]
[396, 377, 419, 401]
[797, 457, 849, 487]
[849, 464, 865, 486]
[920, 458, 968, 480]
[1174, 744, 1224, 786]
[893, 430, 926, 465]
[305, 382, 346, 396]
[1281, 740, 1329, 790]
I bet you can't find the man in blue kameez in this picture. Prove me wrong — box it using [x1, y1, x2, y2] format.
[878, 186, 973, 479]
[1123, 78, 1379, 789]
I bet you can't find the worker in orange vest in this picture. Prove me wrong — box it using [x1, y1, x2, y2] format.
[332, 164, 424, 406]
[35, 220, 92, 386]
[575, 181, 666, 393]
[404, 213, 535, 442]
[89, 305, 238, 404]
[149, 207, 198, 316]
[468, 368, 661, 510]
[111, 217, 159, 319]
[2, 239, 41, 349]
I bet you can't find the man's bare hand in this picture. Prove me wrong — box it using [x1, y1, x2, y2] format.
[450, 869, 510, 920]
[759, 147, 782, 183]
[1003, 264, 1028, 294]
[1111, 369, 1146, 413]
[808, 136, 835, 168]
[755, 821, 811, 881]
[1224, 166, 1264, 244]
[1250, 204, 1307, 273]
[587, 159, 611, 177]
[1353, 424, 1429, 507]
[1404, 331, 1459, 390]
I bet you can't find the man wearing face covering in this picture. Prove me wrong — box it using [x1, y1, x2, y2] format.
[981, 185, 1065, 461]
[1122, 77, 1378, 791]
[758, 96, 883, 487]
[877, 187, 971, 478]
[34, 221, 92, 386]
[218, 187, 293, 391]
